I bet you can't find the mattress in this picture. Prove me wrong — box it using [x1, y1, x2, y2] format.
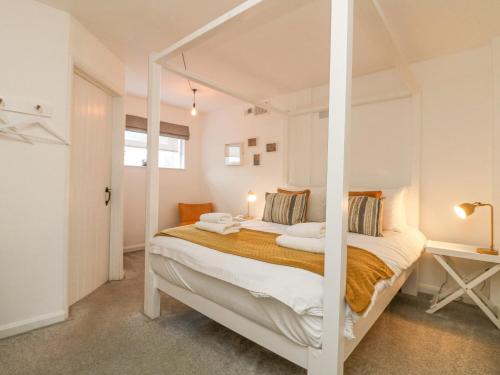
[150, 254, 322, 348]
[150, 220, 426, 347]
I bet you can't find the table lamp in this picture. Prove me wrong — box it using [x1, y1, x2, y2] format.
[454, 202, 498, 255]
[245, 190, 257, 219]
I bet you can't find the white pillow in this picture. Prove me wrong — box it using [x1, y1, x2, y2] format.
[282, 185, 326, 222]
[381, 188, 408, 232]
[351, 187, 408, 232]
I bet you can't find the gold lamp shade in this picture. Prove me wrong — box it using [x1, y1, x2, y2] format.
[454, 203, 477, 219]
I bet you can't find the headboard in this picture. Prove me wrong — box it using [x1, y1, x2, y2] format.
[287, 94, 421, 227]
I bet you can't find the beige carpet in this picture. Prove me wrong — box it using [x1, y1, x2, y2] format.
[1, 251, 499, 375]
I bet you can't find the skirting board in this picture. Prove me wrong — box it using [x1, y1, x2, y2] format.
[0, 309, 66, 339]
[124, 243, 145, 253]
[418, 282, 500, 313]
[418, 282, 440, 296]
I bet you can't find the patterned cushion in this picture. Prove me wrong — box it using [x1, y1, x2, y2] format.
[277, 188, 311, 199]
[349, 190, 383, 199]
[348, 196, 383, 237]
[277, 188, 311, 220]
[262, 192, 308, 225]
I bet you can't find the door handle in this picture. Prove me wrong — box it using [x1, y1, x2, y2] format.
[105, 187, 112, 206]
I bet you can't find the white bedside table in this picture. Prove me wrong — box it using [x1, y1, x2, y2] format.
[426, 240, 500, 329]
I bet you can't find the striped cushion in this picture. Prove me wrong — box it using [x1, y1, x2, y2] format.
[348, 196, 383, 237]
[262, 192, 308, 225]
[349, 190, 383, 199]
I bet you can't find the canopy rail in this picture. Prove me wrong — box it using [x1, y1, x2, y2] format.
[163, 63, 289, 116]
[154, 0, 265, 65]
[372, 0, 420, 94]
[288, 90, 412, 117]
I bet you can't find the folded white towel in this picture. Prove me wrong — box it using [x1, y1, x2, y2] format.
[194, 221, 240, 235]
[286, 222, 326, 239]
[199, 212, 233, 224]
[276, 234, 325, 253]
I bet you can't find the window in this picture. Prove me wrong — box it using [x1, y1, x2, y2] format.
[124, 130, 185, 169]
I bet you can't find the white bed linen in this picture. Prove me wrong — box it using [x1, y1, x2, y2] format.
[150, 254, 322, 348]
[150, 220, 426, 341]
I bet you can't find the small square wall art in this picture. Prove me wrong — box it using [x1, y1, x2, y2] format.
[266, 143, 277, 152]
[248, 138, 257, 147]
[253, 153, 260, 166]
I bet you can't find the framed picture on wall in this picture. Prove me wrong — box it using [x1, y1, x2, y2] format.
[266, 143, 277, 152]
[248, 138, 257, 147]
[253, 153, 260, 166]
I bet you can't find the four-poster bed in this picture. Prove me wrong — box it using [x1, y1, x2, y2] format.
[144, 1, 423, 374]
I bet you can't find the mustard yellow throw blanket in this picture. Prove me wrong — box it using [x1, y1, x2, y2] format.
[156, 226, 394, 313]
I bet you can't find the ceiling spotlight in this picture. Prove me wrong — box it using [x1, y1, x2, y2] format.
[191, 88, 198, 116]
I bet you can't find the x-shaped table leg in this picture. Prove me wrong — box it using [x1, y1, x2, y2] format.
[427, 254, 500, 329]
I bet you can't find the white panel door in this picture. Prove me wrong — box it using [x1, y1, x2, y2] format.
[69, 73, 113, 305]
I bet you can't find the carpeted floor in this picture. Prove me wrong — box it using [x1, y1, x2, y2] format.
[1, 252, 499, 375]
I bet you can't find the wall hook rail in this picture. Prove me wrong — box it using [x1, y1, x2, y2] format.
[0, 95, 68, 146]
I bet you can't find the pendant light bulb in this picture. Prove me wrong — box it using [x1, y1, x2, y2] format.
[191, 88, 198, 116]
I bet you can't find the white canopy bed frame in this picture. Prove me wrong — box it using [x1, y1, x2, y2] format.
[144, 1, 422, 374]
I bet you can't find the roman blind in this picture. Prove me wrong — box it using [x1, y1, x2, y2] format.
[125, 114, 190, 140]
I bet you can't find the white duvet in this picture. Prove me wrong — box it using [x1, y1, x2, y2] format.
[150, 220, 426, 339]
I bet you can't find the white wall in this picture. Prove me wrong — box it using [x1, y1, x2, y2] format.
[200, 103, 287, 217]
[70, 18, 125, 96]
[0, 0, 125, 338]
[0, 0, 71, 337]
[413, 45, 496, 292]
[415, 46, 493, 246]
[199, 82, 414, 218]
[350, 98, 414, 188]
[288, 112, 328, 187]
[284, 77, 414, 191]
[123, 96, 208, 249]
[348, 47, 497, 293]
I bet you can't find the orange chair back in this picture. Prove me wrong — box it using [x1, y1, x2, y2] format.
[178, 202, 213, 226]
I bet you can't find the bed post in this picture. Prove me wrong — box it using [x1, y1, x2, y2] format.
[308, 1, 353, 374]
[401, 92, 422, 296]
[144, 54, 162, 318]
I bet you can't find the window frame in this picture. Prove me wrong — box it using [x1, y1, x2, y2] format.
[124, 130, 186, 170]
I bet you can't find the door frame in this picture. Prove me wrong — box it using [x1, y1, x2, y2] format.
[64, 62, 125, 312]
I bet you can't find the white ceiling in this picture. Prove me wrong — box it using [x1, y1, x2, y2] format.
[37, 0, 500, 112]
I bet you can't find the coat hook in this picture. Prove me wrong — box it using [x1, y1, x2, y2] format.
[36, 104, 43, 113]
